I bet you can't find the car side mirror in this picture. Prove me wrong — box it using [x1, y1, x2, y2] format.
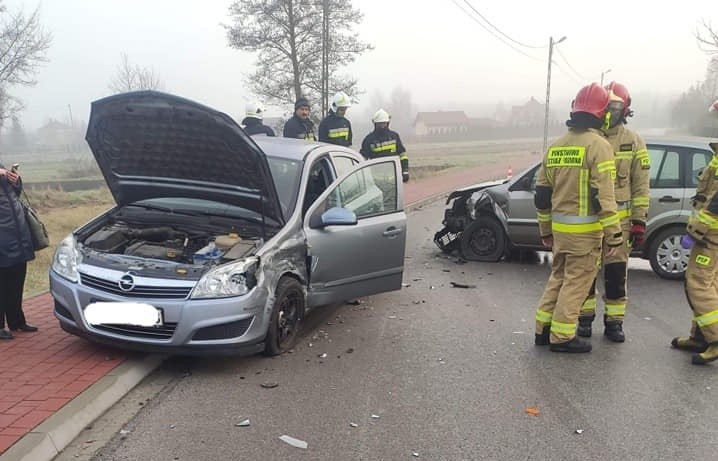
[309, 207, 358, 229]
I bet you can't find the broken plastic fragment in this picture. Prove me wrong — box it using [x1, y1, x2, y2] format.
[412, 452, 420, 457]
[371, 414, 380, 419]
[388, 315, 397, 319]
[119, 429, 130, 435]
[350, 422, 358, 428]
[261, 382, 279, 389]
[575, 429, 584, 434]
[450, 281, 476, 289]
[235, 419, 251, 427]
[280, 435, 308, 449]
[318, 353, 327, 358]
[525, 407, 540, 416]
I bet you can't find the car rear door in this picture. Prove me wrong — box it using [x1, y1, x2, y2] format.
[646, 144, 689, 228]
[304, 158, 406, 307]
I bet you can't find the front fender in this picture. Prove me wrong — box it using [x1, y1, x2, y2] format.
[471, 190, 510, 237]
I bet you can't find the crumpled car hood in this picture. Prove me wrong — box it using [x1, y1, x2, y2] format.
[85, 91, 284, 226]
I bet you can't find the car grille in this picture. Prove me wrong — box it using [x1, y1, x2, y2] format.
[54, 300, 75, 322]
[80, 273, 193, 299]
[94, 322, 177, 340]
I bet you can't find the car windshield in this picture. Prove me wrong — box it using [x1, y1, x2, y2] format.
[267, 156, 302, 219]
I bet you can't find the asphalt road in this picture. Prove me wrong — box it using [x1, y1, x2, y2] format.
[58, 200, 717, 461]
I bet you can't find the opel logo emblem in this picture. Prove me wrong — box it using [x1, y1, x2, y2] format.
[118, 273, 136, 292]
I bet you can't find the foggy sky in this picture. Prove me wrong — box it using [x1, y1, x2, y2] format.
[7, 0, 718, 131]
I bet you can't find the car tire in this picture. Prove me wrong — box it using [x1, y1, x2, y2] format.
[459, 216, 506, 262]
[264, 277, 305, 356]
[648, 227, 689, 280]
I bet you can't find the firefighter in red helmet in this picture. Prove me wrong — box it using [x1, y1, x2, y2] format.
[671, 99, 718, 364]
[534, 83, 623, 353]
[577, 81, 650, 342]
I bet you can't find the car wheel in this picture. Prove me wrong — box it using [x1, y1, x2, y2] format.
[264, 277, 305, 356]
[648, 227, 689, 280]
[459, 216, 506, 262]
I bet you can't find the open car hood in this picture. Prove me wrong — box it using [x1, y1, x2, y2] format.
[85, 91, 284, 226]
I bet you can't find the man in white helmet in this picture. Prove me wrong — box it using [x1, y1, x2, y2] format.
[241, 102, 275, 136]
[361, 109, 410, 182]
[318, 91, 353, 146]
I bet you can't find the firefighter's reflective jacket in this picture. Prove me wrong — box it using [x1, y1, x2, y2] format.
[360, 128, 409, 173]
[318, 111, 352, 146]
[283, 115, 316, 141]
[604, 124, 650, 223]
[687, 142, 718, 244]
[535, 128, 623, 248]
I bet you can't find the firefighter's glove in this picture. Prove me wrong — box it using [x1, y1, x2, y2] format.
[402, 170, 410, 183]
[681, 234, 695, 250]
[629, 221, 646, 248]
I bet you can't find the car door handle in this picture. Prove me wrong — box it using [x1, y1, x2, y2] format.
[382, 227, 403, 238]
[658, 195, 680, 203]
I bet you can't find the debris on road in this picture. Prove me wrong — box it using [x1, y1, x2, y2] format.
[261, 382, 279, 389]
[525, 407, 540, 416]
[279, 435, 308, 449]
[388, 315, 397, 319]
[235, 419, 251, 427]
[371, 414, 380, 419]
[402, 283, 411, 287]
[345, 299, 362, 306]
[412, 452, 420, 457]
[450, 281, 476, 289]
[575, 429, 584, 434]
[346, 348, 354, 354]
[318, 353, 327, 358]
[169, 424, 176, 429]
[350, 422, 358, 428]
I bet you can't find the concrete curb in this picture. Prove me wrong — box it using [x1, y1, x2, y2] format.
[406, 191, 449, 213]
[0, 354, 165, 461]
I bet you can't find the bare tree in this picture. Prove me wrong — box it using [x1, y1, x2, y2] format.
[0, 2, 51, 127]
[224, 0, 372, 114]
[108, 53, 165, 93]
[696, 19, 718, 54]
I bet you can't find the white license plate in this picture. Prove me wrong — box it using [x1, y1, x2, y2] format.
[84, 302, 163, 327]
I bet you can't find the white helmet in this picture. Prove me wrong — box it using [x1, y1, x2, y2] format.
[245, 102, 265, 119]
[331, 92, 352, 110]
[372, 108, 391, 124]
[710, 99, 718, 116]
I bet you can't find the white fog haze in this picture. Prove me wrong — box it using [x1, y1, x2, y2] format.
[4, 0, 718, 134]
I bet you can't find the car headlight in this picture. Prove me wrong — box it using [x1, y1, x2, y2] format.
[190, 256, 259, 299]
[467, 196, 477, 220]
[52, 234, 81, 282]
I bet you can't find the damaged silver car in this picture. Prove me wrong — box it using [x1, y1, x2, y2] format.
[434, 137, 715, 280]
[50, 91, 406, 355]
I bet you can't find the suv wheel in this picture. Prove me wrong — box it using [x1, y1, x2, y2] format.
[459, 216, 506, 262]
[648, 227, 689, 280]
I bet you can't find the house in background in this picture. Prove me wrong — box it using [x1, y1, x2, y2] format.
[509, 97, 545, 127]
[413, 111, 471, 136]
[36, 119, 85, 150]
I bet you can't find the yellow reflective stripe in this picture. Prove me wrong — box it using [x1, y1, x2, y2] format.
[600, 212, 620, 228]
[582, 297, 597, 311]
[537, 212, 552, 223]
[579, 169, 589, 216]
[605, 303, 625, 316]
[597, 160, 616, 173]
[697, 210, 718, 228]
[709, 156, 718, 169]
[552, 221, 603, 233]
[696, 254, 711, 265]
[632, 196, 649, 206]
[614, 151, 634, 159]
[372, 142, 397, 153]
[399, 153, 409, 161]
[536, 309, 552, 324]
[328, 128, 349, 139]
[635, 148, 648, 155]
[694, 309, 718, 328]
[616, 208, 631, 220]
[550, 320, 577, 336]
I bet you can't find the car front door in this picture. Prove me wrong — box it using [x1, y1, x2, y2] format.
[506, 164, 542, 246]
[647, 145, 688, 227]
[304, 158, 406, 308]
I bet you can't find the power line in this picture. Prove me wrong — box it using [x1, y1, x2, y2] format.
[552, 60, 583, 86]
[450, 0, 543, 61]
[554, 47, 588, 81]
[461, 0, 546, 50]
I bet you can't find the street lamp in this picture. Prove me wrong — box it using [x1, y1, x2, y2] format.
[600, 68, 612, 86]
[542, 35, 566, 154]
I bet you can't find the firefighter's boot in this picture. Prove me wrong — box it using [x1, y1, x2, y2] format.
[691, 343, 718, 365]
[577, 317, 593, 338]
[550, 337, 592, 353]
[671, 329, 708, 353]
[604, 321, 625, 343]
[535, 325, 550, 346]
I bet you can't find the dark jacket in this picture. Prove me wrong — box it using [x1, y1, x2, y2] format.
[283, 115, 316, 141]
[360, 128, 409, 172]
[318, 111, 352, 146]
[241, 117, 275, 137]
[0, 163, 35, 268]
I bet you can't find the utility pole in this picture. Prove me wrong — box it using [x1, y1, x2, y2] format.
[67, 104, 74, 127]
[321, 0, 329, 116]
[600, 68, 612, 86]
[543, 36, 566, 154]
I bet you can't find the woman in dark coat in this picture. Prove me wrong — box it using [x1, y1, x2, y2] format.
[0, 162, 37, 339]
